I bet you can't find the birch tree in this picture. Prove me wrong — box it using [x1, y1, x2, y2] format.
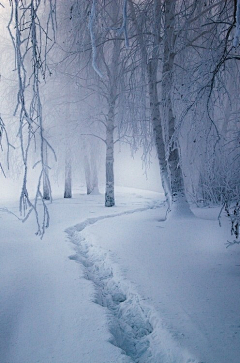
[64, 144, 72, 198]
[129, 0, 188, 213]
[129, 0, 171, 209]
[174, 0, 239, 208]
[60, 0, 132, 207]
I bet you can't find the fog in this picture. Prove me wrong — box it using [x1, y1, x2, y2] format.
[0, 0, 239, 239]
[0, 144, 162, 202]
[114, 147, 162, 193]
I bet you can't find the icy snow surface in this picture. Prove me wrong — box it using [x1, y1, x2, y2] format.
[0, 187, 240, 362]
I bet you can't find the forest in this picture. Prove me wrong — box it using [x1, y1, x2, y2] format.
[0, 0, 239, 238]
[0, 1, 240, 363]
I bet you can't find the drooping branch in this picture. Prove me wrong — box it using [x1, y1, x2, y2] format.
[8, 0, 56, 237]
[0, 114, 15, 175]
[88, 0, 103, 78]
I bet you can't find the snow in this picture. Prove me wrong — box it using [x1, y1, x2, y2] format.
[0, 187, 240, 363]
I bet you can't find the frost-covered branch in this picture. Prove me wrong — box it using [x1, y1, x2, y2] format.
[233, 0, 240, 47]
[88, 0, 103, 78]
[117, 0, 129, 48]
[225, 201, 240, 241]
[81, 133, 106, 144]
[0, 115, 14, 175]
[8, 0, 56, 237]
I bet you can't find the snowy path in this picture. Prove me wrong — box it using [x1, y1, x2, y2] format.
[0, 189, 170, 363]
[74, 205, 240, 363]
[66, 208, 197, 363]
[1, 188, 239, 363]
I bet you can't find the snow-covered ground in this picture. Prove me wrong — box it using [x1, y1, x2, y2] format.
[0, 187, 239, 363]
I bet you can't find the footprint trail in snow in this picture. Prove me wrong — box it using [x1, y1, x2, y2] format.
[66, 205, 197, 363]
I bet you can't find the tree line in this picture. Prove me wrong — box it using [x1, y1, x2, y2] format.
[0, 0, 239, 241]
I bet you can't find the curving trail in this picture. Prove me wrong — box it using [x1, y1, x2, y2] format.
[66, 206, 197, 363]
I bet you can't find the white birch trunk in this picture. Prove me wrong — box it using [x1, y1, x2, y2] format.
[147, 60, 171, 208]
[84, 153, 92, 195]
[105, 103, 115, 207]
[64, 146, 72, 198]
[90, 150, 99, 194]
[130, 0, 171, 209]
[104, 33, 120, 207]
[162, 1, 192, 216]
[84, 151, 99, 195]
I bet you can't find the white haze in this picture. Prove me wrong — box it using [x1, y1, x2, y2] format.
[0, 2, 240, 363]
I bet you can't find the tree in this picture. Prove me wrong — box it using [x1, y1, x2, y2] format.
[59, 0, 136, 207]
[1, 0, 240, 241]
[129, 0, 171, 211]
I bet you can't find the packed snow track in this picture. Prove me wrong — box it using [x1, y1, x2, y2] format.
[66, 207, 197, 363]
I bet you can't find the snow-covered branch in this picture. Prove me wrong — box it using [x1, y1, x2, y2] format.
[88, 0, 103, 78]
[117, 0, 129, 48]
[8, 0, 56, 237]
[233, 0, 240, 47]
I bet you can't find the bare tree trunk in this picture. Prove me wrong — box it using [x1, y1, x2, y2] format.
[104, 32, 120, 207]
[130, 0, 171, 209]
[105, 102, 115, 207]
[84, 151, 99, 195]
[147, 60, 171, 208]
[64, 146, 72, 198]
[162, 1, 192, 215]
[84, 153, 92, 195]
[91, 150, 99, 194]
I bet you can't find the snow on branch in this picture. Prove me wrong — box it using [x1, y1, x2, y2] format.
[88, 0, 103, 78]
[8, 0, 56, 238]
[117, 0, 129, 48]
[233, 0, 240, 47]
[107, 0, 129, 48]
[224, 201, 240, 247]
[0, 115, 14, 175]
[225, 239, 240, 248]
